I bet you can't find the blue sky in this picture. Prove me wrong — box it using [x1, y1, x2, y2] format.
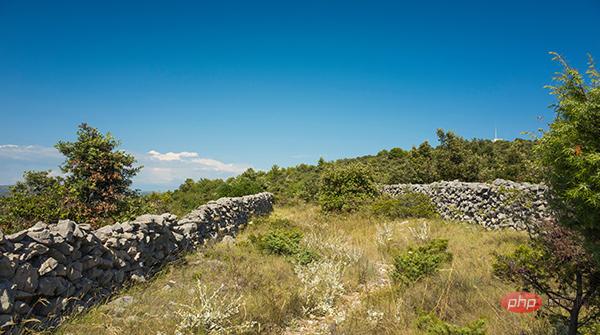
[1, 0, 599, 190]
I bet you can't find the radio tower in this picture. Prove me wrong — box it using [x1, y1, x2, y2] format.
[492, 128, 503, 142]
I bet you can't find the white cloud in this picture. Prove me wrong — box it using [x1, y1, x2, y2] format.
[147, 150, 199, 161]
[0, 144, 64, 185]
[135, 150, 251, 189]
[0, 144, 61, 161]
[191, 158, 247, 173]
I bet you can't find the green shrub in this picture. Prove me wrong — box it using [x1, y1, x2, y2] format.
[371, 192, 437, 219]
[250, 224, 318, 265]
[318, 164, 378, 212]
[416, 313, 487, 335]
[392, 239, 453, 285]
[253, 228, 303, 256]
[0, 171, 84, 233]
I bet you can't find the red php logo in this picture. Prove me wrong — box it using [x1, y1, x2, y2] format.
[500, 292, 543, 313]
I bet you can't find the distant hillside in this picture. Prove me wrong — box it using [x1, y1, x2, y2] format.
[0, 185, 10, 197]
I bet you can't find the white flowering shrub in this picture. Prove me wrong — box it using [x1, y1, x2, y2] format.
[174, 282, 256, 335]
[295, 260, 345, 316]
[303, 232, 363, 265]
[376, 222, 394, 247]
[366, 308, 384, 325]
[408, 221, 430, 242]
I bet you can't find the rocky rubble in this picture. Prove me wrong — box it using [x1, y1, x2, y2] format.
[382, 179, 551, 230]
[0, 192, 273, 333]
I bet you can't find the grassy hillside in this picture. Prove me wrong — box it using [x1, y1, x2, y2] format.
[52, 204, 553, 335]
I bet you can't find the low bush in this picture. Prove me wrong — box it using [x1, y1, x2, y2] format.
[416, 313, 487, 335]
[253, 228, 302, 256]
[174, 282, 256, 335]
[371, 192, 437, 219]
[250, 224, 318, 265]
[318, 164, 378, 212]
[294, 260, 345, 316]
[392, 239, 452, 285]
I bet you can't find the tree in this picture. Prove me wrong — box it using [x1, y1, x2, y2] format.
[535, 53, 600, 260]
[318, 164, 378, 212]
[494, 53, 600, 335]
[435, 129, 482, 182]
[218, 168, 266, 197]
[55, 123, 141, 224]
[494, 220, 599, 335]
[0, 171, 81, 233]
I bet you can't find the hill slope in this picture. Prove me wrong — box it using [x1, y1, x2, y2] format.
[56, 204, 553, 335]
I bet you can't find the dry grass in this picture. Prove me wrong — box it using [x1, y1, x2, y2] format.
[47, 204, 554, 335]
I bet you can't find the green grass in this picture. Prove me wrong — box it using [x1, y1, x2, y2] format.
[49, 204, 554, 335]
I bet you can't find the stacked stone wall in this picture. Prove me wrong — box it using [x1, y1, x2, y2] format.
[382, 179, 551, 229]
[0, 192, 274, 332]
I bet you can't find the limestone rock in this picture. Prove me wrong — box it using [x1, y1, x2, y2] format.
[39, 257, 59, 276]
[0, 281, 14, 313]
[14, 263, 39, 293]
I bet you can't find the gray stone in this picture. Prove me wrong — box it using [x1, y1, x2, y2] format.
[0, 314, 12, 328]
[39, 257, 59, 275]
[54, 264, 68, 277]
[51, 242, 74, 256]
[0, 256, 16, 278]
[109, 295, 134, 307]
[98, 270, 113, 286]
[66, 266, 82, 281]
[20, 243, 50, 261]
[0, 281, 14, 313]
[130, 274, 146, 283]
[221, 235, 235, 246]
[121, 222, 134, 232]
[27, 229, 54, 245]
[54, 220, 76, 239]
[6, 230, 28, 242]
[14, 300, 30, 314]
[38, 276, 68, 296]
[134, 214, 164, 225]
[14, 263, 39, 292]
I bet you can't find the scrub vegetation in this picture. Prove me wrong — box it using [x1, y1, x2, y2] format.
[51, 205, 552, 335]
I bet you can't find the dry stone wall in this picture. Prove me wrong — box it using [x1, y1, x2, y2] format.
[0, 192, 274, 333]
[382, 179, 551, 230]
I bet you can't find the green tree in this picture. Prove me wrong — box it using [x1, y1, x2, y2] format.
[218, 168, 266, 197]
[0, 171, 81, 233]
[494, 221, 599, 335]
[318, 164, 378, 212]
[55, 123, 141, 224]
[535, 53, 600, 259]
[435, 130, 482, 181]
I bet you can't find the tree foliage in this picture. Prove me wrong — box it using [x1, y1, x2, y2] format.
[338, 130, 539, 185]
[318, 164, 378, 212]
[0, 124, 143, 231]
[55, 123, 141, 223]
[0, 171, 81, 233]
[494, 220, 599, 335]
[535, 53, 600, 257]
